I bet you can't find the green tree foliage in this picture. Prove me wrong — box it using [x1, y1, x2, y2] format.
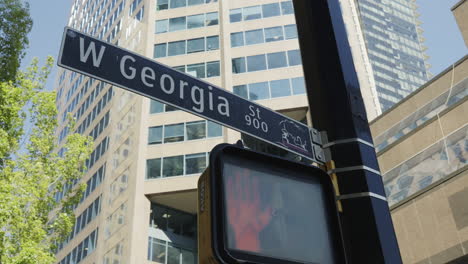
[0, 0, 33, 83]
[0, 57, 93, 263]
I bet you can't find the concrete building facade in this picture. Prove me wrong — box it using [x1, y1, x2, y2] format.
[370, 3, 468, 261]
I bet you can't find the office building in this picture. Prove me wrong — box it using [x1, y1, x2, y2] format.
[52, 0, 431, 263]
[369, 2, 467, 262]
[356, 0, 431, 111]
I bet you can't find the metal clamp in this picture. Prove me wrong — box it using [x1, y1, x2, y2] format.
[322, 137, 374, 148]
[337, 192, 387, 202]
[327, 165, 381, 176]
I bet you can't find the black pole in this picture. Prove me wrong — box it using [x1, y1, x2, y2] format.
[292, 0, 402, 263]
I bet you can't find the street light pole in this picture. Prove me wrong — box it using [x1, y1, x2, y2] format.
[292, 0, 402, 263]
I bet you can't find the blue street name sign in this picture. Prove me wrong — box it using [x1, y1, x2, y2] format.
[58, 27, 323, 163]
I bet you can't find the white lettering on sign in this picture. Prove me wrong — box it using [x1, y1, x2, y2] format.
[79, 37, 106, 67]
[117, 55, 230, 118]
[246, 105, 268, 132]
[120, 55, 136, 79]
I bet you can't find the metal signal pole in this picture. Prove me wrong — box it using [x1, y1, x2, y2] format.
[292, 0, 403, 263]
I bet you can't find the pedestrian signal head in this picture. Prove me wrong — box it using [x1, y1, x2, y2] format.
[198, 144, 346, 264]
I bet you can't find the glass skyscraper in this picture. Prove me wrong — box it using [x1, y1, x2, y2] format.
[356, 0, 430, 111]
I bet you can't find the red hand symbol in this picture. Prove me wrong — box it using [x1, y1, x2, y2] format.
[226, 169, 272, 252]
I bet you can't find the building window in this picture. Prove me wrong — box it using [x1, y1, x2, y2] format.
[154, 35, 219, 58]
[186, 121, 205, 140]
[206, 35, 219, 50]
[264, 26, 284, 42]
[230, 1, 294, 23]
[164, 123, 184, 143]
[170, 0, 186, 9]
[188, 0, 203, 6]
[233, 85, 248, 99]
[186, 63, 205, 78]
[154, 43, 167, 58]
[187, 14, 204, 29]
[231, 32, 244, 47]
[249, 82, 269, 100]
[146, 153, 209, 179]
[205, 12, 218, 26]
[187, 37, 204, 53]
[291, 77, 306, 94]
[185, 153, 206, 174]
[270, 79, 291, 98]
[262, 3, 280, 18]
[168, 40, 186, 56]
[155, 19, 168, 33]
[207, 121, 222, 137]
[247, 54, 267, 72]
[245, 29, 264, 45]
[163, 155, 184, 177]
[284, 24, 298, 39]
[206, 61, 220, 77]
[267, 51, 287, 69]
[156, 0, 168, 10]
[243, 6, 262, 21]
[147, 158, 162, 179]
[287, 50, 302, 66]
[233, 77, 306, 101]
[229, 8, 242, 22]
[148, 126, 163, 145]
[169, 16, 186, 31]
[281, 1, 294, 14]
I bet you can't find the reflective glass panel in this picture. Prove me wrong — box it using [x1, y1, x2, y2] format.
[284, 24, 298, 39]
[291, 77, 306, 94]
[169, 16, 186, 31]
[249, 82, 269, 100]
[187, 38, 204, 53]
[230, 8, 242, 22]
[265, 26, 284, 42]
[232, 57, 246, 74]
[186, 121, 206, 140]
[207, 61, 220, 77]
[233, 85, 248, 99]
[206, 12, 218, 26]
[288, 50, 302, 66]
[245, 29, 264, 45]
[155, 19, 168, 33]
[187, 14, 204, 29]
[150, 100, 164, 113]
[162, 155, 184, 177]
[170, 0, 186, 9]
[185, 153, 206, 174]
[207, 121, 222, 137]
[262, 3, 280, 18]
[187, 63, 206, 78]
[243, 6, 261, 20]
[188, 0, 203, 6]
[206, 35, 219, 50]
[281, 1, 294, 14]
[146, 158, 161, 179]
[247, 54, 267, 72]
[164, 123, 184, 143]
[148, 126, 163, 144]
[154, 43, 167, 58]
[231, 32, 244, 47]
[270, 79, 291, 98]
[157, 0, 168, 10]
[267, 51, 287, 69]
[168, 40, 186, 56]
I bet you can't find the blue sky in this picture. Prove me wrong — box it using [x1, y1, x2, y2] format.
[21, 0, 467, 91]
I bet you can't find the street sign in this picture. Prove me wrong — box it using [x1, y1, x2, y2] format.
[58, 27, 324, 163]
[198, 143, 346, 264]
